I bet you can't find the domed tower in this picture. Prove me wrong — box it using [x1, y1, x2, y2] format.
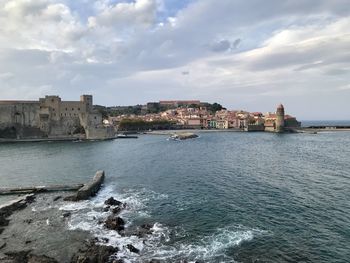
[276, 104, 285, 133]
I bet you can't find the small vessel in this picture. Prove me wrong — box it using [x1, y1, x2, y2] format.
[116, 134, 138, 139]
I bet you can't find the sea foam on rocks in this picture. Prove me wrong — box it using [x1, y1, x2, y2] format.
[60, 186, 267, 262]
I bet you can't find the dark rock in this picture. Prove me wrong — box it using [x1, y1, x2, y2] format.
[63, 195, 77, 202]
[0, 241, 6, 250]
[149, 259, 161, 263]
[71, 243, 118, 263]
[25, 195, 36, 204]
[104, 216, 125, 232]
[5, 250, 31, 262]
[111, 207, 122, 214]
[141, 224, 153, 231]
[24, 219, 33, 224]
[0, 228, 3, 235]
[63, 195, 78, 202]
[112, 260, 124, 263]
[0, 217, 10, 227]
[62, 212, 71, 218]
[27, 254, 58, 263]
[126, 244, 139, 254]
[103, 206, 110, 212]
[104, 197, 122, 207]
[53, 196, 62, 202]
[25, 240, 32, 244]
[137, 224, 153, 237]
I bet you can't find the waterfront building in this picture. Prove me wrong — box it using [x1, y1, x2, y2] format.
[216, 120, 229, 129]
[0, 95, 114, 140]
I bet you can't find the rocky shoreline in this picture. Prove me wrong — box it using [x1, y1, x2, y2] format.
[0, 192, 199, 263]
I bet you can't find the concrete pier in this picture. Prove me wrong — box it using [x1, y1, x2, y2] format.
[0, 171, 105, 202]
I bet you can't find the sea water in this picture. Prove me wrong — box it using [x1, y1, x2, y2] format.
[0, 131, 349, 262]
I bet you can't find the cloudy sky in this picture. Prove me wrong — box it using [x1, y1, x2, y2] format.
[0, 0, 349, 120]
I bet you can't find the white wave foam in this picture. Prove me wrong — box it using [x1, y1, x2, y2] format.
[142, 225, 267, 262]
[59, 185, 172, 261]
[60, 185, 266, 262]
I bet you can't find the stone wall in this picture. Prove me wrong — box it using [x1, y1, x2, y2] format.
[0, 95, 114, 140]
[245, 124, 265, 132]
[0, 102, 43, 138]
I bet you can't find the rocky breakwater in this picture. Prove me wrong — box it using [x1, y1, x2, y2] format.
[170, 132, 199, 140]
[0, 171, 122, 263]
[0, 171, 166, 263]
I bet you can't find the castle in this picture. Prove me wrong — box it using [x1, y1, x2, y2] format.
[0, 95, 114, 140]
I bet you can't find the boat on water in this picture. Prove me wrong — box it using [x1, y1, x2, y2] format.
[116, 134, 138, 139]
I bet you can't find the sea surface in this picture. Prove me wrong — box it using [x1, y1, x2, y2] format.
[0, 131, 350, 262]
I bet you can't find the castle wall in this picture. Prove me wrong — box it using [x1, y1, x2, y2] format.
[0, 102, 40, 128]
[0, 95, 114, 140]
[0, 102, 43, 138]
[85, 125, 115, 140]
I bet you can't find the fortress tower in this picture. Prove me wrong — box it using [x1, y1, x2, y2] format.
[276, 104, 285, 133]
[80, 95, 93, 112]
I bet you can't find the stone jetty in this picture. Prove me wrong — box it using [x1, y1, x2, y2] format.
[170, 132, 199, 140]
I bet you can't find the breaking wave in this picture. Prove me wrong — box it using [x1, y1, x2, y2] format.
[60, 186, 267, 262]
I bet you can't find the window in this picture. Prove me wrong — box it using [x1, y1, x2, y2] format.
[66, 108, 68, 111]
[72, 108, 74, 111]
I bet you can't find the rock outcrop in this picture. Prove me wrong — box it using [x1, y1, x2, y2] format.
[71, 243, 118, 263]
[104, 216, 125, 232]
[170, 133, 199, 140]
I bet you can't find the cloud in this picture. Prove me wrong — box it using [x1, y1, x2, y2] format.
[209, 39, 241, 52]
[88, 0, 158, 28]
[0, 0, 349, 119]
